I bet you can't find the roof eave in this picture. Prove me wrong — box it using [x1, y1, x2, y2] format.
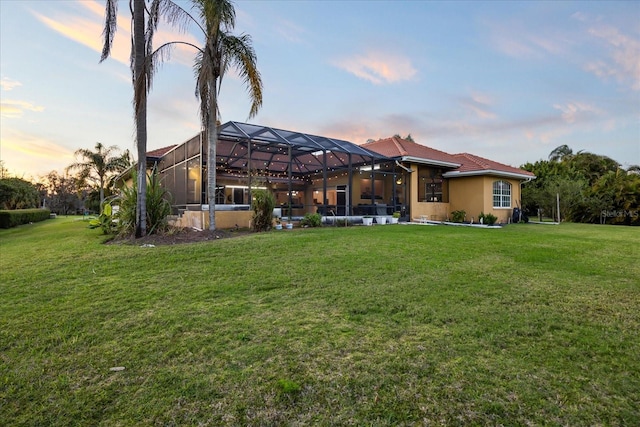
[442, 169, 536, 180]
[401, 156, 460, 168]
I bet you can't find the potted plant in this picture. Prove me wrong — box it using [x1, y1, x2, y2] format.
[376, 216, 387, 225]
[275, 217, 283, 230]
[362, 216, 373, 226]
[390, 211, 400, 224]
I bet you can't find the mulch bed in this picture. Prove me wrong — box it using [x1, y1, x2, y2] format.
[105, 227, 252, 246]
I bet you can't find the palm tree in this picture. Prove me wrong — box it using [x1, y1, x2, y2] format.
[154, 0, 263, 231]
[66, 143, 128, 208]
[548, 144, 574, 162]
[191, 0, 263, 231]
[100, 0, 171, 236]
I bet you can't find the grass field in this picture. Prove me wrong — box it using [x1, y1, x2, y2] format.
[1, 218, 638, 426]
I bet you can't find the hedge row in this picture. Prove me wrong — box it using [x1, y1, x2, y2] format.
[0, 209, 51, 229]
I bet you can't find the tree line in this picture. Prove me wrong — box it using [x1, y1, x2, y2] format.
[0, 144, 131, 215]
[521, 145, 640, 225]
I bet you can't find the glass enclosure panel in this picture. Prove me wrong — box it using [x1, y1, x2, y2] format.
[174, 163, 187, 205]
[187, 136, 200, 158]
[216, 186, 226, 204]
[187, 157, 200, 204]
[174, 144, 186, 164]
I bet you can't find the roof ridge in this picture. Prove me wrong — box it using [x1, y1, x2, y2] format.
[455, 152, 491, 169]
[392, 136, 409, 156]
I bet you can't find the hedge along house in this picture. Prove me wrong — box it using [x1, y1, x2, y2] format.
[152, 121, 395, 229]
[362, 136, 536, 223]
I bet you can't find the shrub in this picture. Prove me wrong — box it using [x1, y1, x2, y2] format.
[0, 177, 39, 210]
[88, 201, 118, 234]
[478, 211, 498, 225]
[111, 168, 172, 236]
[451, 210, 466, 223]
[0, 208, 51, 229]
[300, 212, 322, 227]
[251, 189, 275, 232]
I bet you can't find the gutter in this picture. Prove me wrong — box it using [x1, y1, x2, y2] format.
[401, 156, 460, 168]
[443, 169, 536, 181]
[395, 160, 414, 173]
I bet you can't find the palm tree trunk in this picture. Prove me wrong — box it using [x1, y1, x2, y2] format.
[133, 0, 147, 237]
[99, 175, 105, 209]
[207, 89, 217, 231]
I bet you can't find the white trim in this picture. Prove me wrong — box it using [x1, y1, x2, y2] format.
[443, 169, 535, 180]
[401, 156, 460, 168]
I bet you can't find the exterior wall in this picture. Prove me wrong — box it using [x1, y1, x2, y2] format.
[172, 210, 254, 229]
[448, 177, 486, 220]
[449, 176, 522, 223]
[408, 161, 451, 221]
[411, 202, 450, 221]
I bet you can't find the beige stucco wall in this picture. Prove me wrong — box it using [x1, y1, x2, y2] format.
[449, 176, 522, 223]
[406, 162, 450, 221]
[172, 210, 254, 229]
[403, 160, 524, 223]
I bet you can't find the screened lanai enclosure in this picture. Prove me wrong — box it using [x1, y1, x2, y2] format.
[155, 122, 404, 226]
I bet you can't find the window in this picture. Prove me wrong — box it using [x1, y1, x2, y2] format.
[425, 180, 443, 202]
[418, 166, 448, 203]
[493, 180, 511, 208]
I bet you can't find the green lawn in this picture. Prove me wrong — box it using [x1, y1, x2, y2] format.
[1, 218, 638, 426]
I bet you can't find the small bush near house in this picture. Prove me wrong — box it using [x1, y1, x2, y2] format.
[301, 212, 322, 227]
[252, 189, 275, 232]
[88, 202, 118, 234]
[451, 210, 466, 223]
[117, 169, 172, 236]
[479, 212, 498, 226]
[0, 208, 51, 229]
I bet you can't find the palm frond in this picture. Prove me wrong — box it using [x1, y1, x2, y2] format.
[160, 0, 204, 35]
[100, 0, 118, 62]
[222, 33, 263, 119]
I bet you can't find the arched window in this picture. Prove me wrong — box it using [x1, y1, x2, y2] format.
[493, 180, 511, 208]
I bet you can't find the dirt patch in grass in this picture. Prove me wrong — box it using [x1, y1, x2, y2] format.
[106, 227, 253, 246]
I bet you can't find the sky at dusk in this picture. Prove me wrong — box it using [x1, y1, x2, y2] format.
[1, 0, 639, 180]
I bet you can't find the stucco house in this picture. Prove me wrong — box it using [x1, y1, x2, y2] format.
[362, 136, 536, 223]
[146, 121, 534, 228]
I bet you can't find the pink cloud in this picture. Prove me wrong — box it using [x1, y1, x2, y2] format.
[332, 51, 417, 85]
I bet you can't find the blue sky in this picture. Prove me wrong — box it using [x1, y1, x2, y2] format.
[1, 0, 639, 179]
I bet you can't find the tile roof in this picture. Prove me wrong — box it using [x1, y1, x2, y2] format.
[146, 145, 177, 159]
[363, 136, 534, 179]
[449, 153, 535, 177]
[362, 136, 460, 166]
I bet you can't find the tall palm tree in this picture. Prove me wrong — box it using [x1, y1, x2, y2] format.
[152, 0, 262, 230]
[100, 0, 172, 236]
[66, 142, 128, 208]
[192, 0, 263, 231]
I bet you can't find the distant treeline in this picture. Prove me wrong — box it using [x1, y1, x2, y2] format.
[521, 145, 639, 225]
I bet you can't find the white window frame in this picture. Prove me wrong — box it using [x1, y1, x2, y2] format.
[493, 180, 511, 208]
